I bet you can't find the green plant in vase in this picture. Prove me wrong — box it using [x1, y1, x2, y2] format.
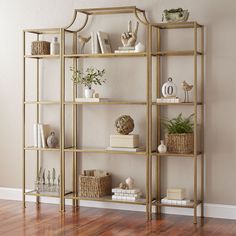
[71, 67, 106, 98]
[163, 113, 194, 154]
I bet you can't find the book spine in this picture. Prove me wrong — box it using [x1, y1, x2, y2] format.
[39, 124, 46, 148]
[94, 32, 99, 54]
[37, 124, 42, 148]
[91, 32, 94, 54]
[33, 124, 38, 147]
[97, 31, 104, 54]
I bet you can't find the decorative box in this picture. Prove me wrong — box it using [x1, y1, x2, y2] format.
[167, 188, 185, 200]
[110, 134, 139, 148]
[31, 41, 50, 55]
[79, 170, 112, 198]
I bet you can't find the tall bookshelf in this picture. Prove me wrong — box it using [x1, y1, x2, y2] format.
[22, 6, 152, 219]
[22, 7, 204, 223]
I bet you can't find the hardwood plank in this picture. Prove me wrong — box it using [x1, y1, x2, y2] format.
[0, 200, 236, 236]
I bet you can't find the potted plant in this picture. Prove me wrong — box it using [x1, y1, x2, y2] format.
[163, 113, 194, 154]
[71, 67, 106, 98]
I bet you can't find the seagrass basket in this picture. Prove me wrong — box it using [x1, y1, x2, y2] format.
[165, 133, 194, 154]
[79, 170, 112, 198]
[31, 41, 50, 55]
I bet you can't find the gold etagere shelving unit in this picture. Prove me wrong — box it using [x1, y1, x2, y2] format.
[22, 6, 204, 223]
[150, 21, 204, 224]
[22, 6, 153, 220]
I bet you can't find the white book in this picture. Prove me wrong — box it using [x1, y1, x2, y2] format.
[39, 124, 50, 148]
[112, 195, 138, 201]
[161, 197, 190, 205]
[114, 50, 136, 53]
[118, 46, 135, 50]
[33, 124, 38, 147]
[75, 98, 108, 103]
[114, 193, 141, 198]
[156, 97, 181, 103]
[91, 32, 95, 54]
[97, 31, 112, 53]
[107, 147, 144, 152]
[112, 188, 141, 194]
[37, 124, 42, 148]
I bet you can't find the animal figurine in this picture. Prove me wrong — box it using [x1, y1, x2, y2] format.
[78, 35, 91, 53]
[182, 81, 193, 102]
[121, 20, 139, 47]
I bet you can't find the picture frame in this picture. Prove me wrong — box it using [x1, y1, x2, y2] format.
[97, 31, 112, 53]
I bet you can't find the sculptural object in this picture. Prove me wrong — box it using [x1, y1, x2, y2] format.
[182, 81, 193, 102]
[115, 115, 134, 135]
[121, 20, 139, 47]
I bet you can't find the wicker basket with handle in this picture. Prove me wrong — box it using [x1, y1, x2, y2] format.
[165, 133, 194, 154]
[31, 41, 50, 55]
[79, 170, 112, 198]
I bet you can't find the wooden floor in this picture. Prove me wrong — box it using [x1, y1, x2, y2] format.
[0, 200, 236, 236]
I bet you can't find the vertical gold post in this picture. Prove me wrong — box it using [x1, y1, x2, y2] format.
[22, 30, 26, 208]
[60, 28, 65, 212]
[36, 33, 40, 205]
[148, 24, 153, 220]
[72, 32, 78, 207]
[145, 23, 150, 221]
[193, 22, 198, 224]
[156, 26, 161, 215]
[200, 26, 204, 218]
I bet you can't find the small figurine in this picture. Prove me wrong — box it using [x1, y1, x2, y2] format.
[125, 177, 134, 189]
[182, 81, 193, 102]
[42, 169, 46, 185]
[119, 182, 128, 189]
[57, 175, 61, 186]
[78, 35, 91, 53]
[52, 168, 56, 185]
[47, 170, 51, 186]
[47, 132, 58, 148]
[121, 20, 139, 47]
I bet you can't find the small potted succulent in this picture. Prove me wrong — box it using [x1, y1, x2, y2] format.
[71, 67, 106, 98]
[163, 113, 194, 154]
[162, 8, 189, 22]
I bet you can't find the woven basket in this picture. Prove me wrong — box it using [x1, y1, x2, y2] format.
[31, 41, 50, 55]
[79, 171, 112, 198]
[165, 133, 194, 154]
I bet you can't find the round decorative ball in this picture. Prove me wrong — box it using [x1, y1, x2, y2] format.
[115, 115, 134, 135]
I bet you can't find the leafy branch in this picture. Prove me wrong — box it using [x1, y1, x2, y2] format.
[71, 67, 106, 89]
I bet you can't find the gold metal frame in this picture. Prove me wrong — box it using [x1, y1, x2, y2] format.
[22, 7, 204, 223]
[22, 6, 151, 220]
[151, 21, 204, 224]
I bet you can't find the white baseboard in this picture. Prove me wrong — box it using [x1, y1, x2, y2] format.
[0, 187, 236, 220]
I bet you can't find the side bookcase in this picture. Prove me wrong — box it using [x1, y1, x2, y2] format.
[150, 21, 204, 224]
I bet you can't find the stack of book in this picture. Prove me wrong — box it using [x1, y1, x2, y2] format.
[161, 188, 189, 206]
[112, 188, 142, 201]
[156, 97, 181, 103]
[33, 123, 50, 148]
[107, 134, 142, 152]
[114, 46, 135, 54]
[91, 31, 112, 54]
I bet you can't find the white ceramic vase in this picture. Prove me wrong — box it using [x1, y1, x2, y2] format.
[84, 87, 95, 98]
[158, 140, 167, 153]
[135, 42, 145, 52]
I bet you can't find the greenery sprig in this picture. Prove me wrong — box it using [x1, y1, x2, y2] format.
[163, 113, 194, 134]
[71, 67, 106, 89]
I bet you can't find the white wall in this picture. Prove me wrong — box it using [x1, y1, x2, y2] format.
[0, 0, 236, 205]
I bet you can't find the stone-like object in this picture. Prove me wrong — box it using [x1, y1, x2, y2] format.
[182, 81, 193, 103]
[115, 115, 134, 135]
[47, 132, 58, 148]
